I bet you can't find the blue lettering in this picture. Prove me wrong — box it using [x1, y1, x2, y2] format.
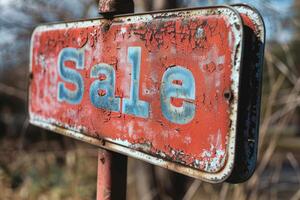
[160, 66, 196, 124]
[122, 47, 149, 118]
[58, 48, 84, 104]
[89, 63, 120, 112]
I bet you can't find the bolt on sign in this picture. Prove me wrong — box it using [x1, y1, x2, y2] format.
[29, 5, 265, 183]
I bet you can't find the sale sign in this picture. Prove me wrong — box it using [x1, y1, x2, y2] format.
[28, 6, 261, 183]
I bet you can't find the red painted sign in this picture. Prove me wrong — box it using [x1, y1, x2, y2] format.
[29, 7, 244, 182]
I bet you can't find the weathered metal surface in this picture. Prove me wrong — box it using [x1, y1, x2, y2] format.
[227, 4, 265, 183]
[29, 6, 244, 183]
[97, 149, 127, 200]
[98, 0, 134, 15]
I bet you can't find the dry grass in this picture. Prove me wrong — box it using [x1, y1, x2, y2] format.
[0, 137, 98, 200]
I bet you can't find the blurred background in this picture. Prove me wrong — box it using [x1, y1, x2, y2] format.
[0, 0, 299, 199]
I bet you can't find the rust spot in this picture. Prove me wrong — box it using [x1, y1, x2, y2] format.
[223, 89, 233, 102]
[172, 80, 183, 86]
[98, 89, 107, 96]
[29, 72, 33, 80]
[204, 63, 216, 73]
[235, 23, 241, 30]
[101, 139, 106, 146]
[100, 157, 105, 164]
[102, 22, 111, 32]
[99, 74, 107, 81]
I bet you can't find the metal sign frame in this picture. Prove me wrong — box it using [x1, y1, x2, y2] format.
[228, 4, 265, 183]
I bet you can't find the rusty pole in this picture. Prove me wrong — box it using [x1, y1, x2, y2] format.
[97, 149, 127, 200]
[98, 0, 134, 16]
[97, 1, 133, 200]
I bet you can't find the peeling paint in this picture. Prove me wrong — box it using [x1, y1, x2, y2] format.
[29, 6, 245, 183]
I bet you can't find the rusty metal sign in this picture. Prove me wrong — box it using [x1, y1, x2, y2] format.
[29, 6, 247, 183]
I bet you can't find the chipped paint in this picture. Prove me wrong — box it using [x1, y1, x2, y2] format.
[29, 6, 244, 183]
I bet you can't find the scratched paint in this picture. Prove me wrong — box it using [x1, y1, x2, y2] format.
[29, 7, 244, 182]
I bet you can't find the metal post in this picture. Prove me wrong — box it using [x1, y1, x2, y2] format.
[97, 149, 128, 200]
[97, 1, 133, 200]
[98, 0, 134, 16]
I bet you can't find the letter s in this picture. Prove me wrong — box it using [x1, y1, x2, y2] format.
[58, 48, 84, 104]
